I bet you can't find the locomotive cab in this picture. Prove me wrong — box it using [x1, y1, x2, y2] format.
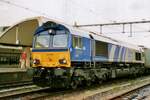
[32, 21, 71, 68]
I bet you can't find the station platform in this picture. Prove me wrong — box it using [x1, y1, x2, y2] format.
[0, 68, 27, 73]
[0, 68, 32, 84]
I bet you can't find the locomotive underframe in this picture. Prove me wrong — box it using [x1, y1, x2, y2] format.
[32, 61, 145, 88]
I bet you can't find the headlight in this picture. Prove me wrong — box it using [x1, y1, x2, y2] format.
[59, 59, 67, 64]
[33, 59, 40, 65]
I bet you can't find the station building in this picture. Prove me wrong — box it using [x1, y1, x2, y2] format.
[0, 16, 51, 83]
[0, 16, 49, 69]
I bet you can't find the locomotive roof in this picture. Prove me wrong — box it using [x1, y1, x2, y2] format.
[38, 16, 142, 51]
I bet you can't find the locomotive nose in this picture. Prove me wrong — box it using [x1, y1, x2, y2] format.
[32, 50, 71, 68]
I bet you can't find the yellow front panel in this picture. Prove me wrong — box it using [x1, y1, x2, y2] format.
[32, 51, 70, 68]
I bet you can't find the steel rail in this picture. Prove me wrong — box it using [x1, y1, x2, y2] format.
[0, 81, 32, 89]
[0, 85, 50, 98]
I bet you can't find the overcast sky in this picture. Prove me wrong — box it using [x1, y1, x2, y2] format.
[0, 0, 150, 47]
[1, 0, 150, 25]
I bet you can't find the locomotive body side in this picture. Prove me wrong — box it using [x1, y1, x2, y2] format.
[143, 48, 150, 68]
[108, 44, 144, 64]
[70, 33, 144, 65]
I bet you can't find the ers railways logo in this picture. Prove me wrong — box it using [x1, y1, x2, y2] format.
[47, 54, 53, 61]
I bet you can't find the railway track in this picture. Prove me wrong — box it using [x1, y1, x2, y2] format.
[17, 88, 73, 100]
[0, 81, 33, 89]
[111, 84, 150, 100]
[1, 75, 150, 100]
[0, 84, 50, 99]
[42, 75, 150, 100]
[16, 76, 150, 100]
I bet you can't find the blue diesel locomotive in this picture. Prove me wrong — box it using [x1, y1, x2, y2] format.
[32, 20, 145, 88]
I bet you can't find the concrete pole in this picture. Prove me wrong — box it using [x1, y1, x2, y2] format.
[25, 47, 31, 68]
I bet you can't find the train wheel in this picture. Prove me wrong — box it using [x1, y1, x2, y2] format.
[70, 81, 78, 89]
[102, 74, 107, 81]
[98, 79, 102, 84]
[86, 80, 91, 87]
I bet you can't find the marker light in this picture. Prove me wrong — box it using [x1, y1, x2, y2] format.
[33, 59, 40, 65]
[59, 59, 67, 64]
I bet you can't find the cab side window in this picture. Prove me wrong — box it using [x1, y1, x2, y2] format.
[73, 36, 82, 49]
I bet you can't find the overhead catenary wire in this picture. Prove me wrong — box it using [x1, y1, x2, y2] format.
[77, 20, 150, 37]
[0, 0, 55, 19]
[0, 0, 100, 23]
